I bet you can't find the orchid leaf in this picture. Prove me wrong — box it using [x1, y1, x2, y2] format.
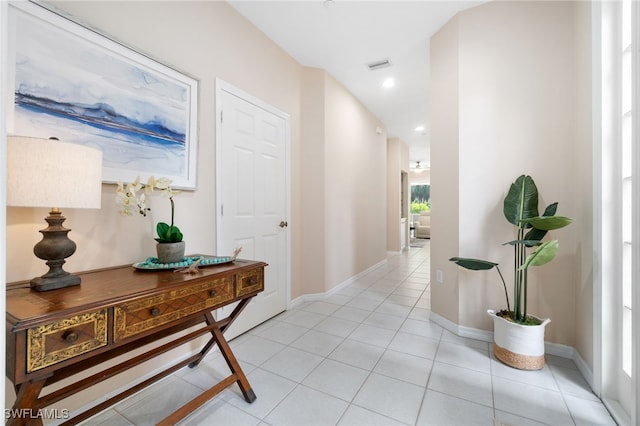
[156, 222, 183, 243]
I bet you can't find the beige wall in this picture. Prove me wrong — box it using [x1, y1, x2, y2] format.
[6, 0, 303, 286]
[5, 0, 388, 411]
[323, 73, 388, 288]
[387, 137, 410, 252]
[572, 0, 594, 369]
[5, 1, 388, 298]
[409, 169, 431, 185]
[430, 14, 461, 325]
[299, 68, 387, 294]
[431, 0, 592, 362]
[300, 67, 327, 297]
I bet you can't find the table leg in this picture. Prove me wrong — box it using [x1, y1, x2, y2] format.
[156, 314, 257, 426]
[188, 312, 219, 369]
[189, 298, 252, 369]
[6, 379, 47, 426]
[188, 301, 256, 402]
[211, 325, 256, 402]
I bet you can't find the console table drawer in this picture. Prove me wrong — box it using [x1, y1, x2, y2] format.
[114, 276, 234, 341]
[236, 268, 264, 297]
[27, 309, 108, 373]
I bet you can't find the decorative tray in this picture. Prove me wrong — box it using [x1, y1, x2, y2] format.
[133, 255, 233, 271]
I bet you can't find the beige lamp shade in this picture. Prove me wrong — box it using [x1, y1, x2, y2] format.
[7, 136, 103, 209]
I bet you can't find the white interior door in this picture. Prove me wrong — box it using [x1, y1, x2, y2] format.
[216, 80, 289, 339]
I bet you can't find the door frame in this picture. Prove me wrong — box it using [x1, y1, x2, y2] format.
[215, 78, 291, 310]
[593, 1, 639, 423]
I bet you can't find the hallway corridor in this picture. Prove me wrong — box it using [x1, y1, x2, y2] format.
[83, 242, 613, 425]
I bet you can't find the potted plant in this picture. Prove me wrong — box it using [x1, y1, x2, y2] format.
[450, 175, 572, 370]
[116, 176, 185, 263]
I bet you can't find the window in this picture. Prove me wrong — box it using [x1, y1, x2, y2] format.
[599, 0, 638, 423]
[410, 184, 430, 214]
[621, 0, 633, 378]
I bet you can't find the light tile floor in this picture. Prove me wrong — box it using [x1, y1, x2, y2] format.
[84, 242, 615, 426]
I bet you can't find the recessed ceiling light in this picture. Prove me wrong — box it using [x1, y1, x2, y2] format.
[414, 125, 425, 132]
[382, 78, 395, 89]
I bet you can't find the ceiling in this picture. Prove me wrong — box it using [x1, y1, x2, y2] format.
[227, 0, 483, 172]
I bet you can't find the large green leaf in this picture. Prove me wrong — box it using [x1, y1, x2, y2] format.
[541, 202, 559, 217]
[520, 240, 559, 270]
[503, 175, 539, 228]
[524, 202, 558, 241]
[450, 257, 511, 312]
[524, 215, 573, 231]
[449, 257, 497, 270]
[503, 239, 541, 246]
[524, 227, 546, 244]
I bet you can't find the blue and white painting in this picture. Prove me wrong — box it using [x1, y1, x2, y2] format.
[8, 3, 198, 188]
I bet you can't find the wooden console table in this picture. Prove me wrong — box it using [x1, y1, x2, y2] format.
[5, 258, 266, 425]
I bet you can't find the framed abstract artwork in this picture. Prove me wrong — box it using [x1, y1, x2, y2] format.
[6, 2, 199, 189]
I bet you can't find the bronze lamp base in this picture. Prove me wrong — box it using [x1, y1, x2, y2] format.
[31, 209, 81, 292]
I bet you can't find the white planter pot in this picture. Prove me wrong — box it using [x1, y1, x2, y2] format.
[487, 309, 551, 370]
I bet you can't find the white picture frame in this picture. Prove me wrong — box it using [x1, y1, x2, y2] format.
[7, 2, 199, 189]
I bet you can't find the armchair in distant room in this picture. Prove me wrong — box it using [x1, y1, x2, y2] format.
[413, 210, 431, 239]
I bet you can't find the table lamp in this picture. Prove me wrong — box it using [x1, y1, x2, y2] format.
[7, 136, 103, 291]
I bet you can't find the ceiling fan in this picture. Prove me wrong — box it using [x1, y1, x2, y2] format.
[411, 161, 425, 171]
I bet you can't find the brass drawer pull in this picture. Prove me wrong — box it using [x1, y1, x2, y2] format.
[63, 331, 78, 344]
[150, 307, 161, 316]
[248, 277, 257, 285]
[209, 290, 217, 297]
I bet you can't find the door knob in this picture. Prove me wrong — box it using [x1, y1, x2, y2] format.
[279, 221, 288, 228]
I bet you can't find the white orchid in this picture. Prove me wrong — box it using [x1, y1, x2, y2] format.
[115, 176, 182, 242]
[116, 180, 148, 217]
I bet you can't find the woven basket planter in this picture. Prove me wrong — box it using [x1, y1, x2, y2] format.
[488, 309, 551, 370]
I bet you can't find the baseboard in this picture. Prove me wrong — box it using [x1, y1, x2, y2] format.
[289, 258, 388, 309]
[545, 341, 575, 359]
[601, 398, 631, 426]
[430, 312, 595, 390]
[458, 324, 494, 342]
[429, 312, 493, 342]
[572, 349, 595, 391]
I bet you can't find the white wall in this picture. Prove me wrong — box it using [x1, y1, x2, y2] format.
[431, 1, 592, 356]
